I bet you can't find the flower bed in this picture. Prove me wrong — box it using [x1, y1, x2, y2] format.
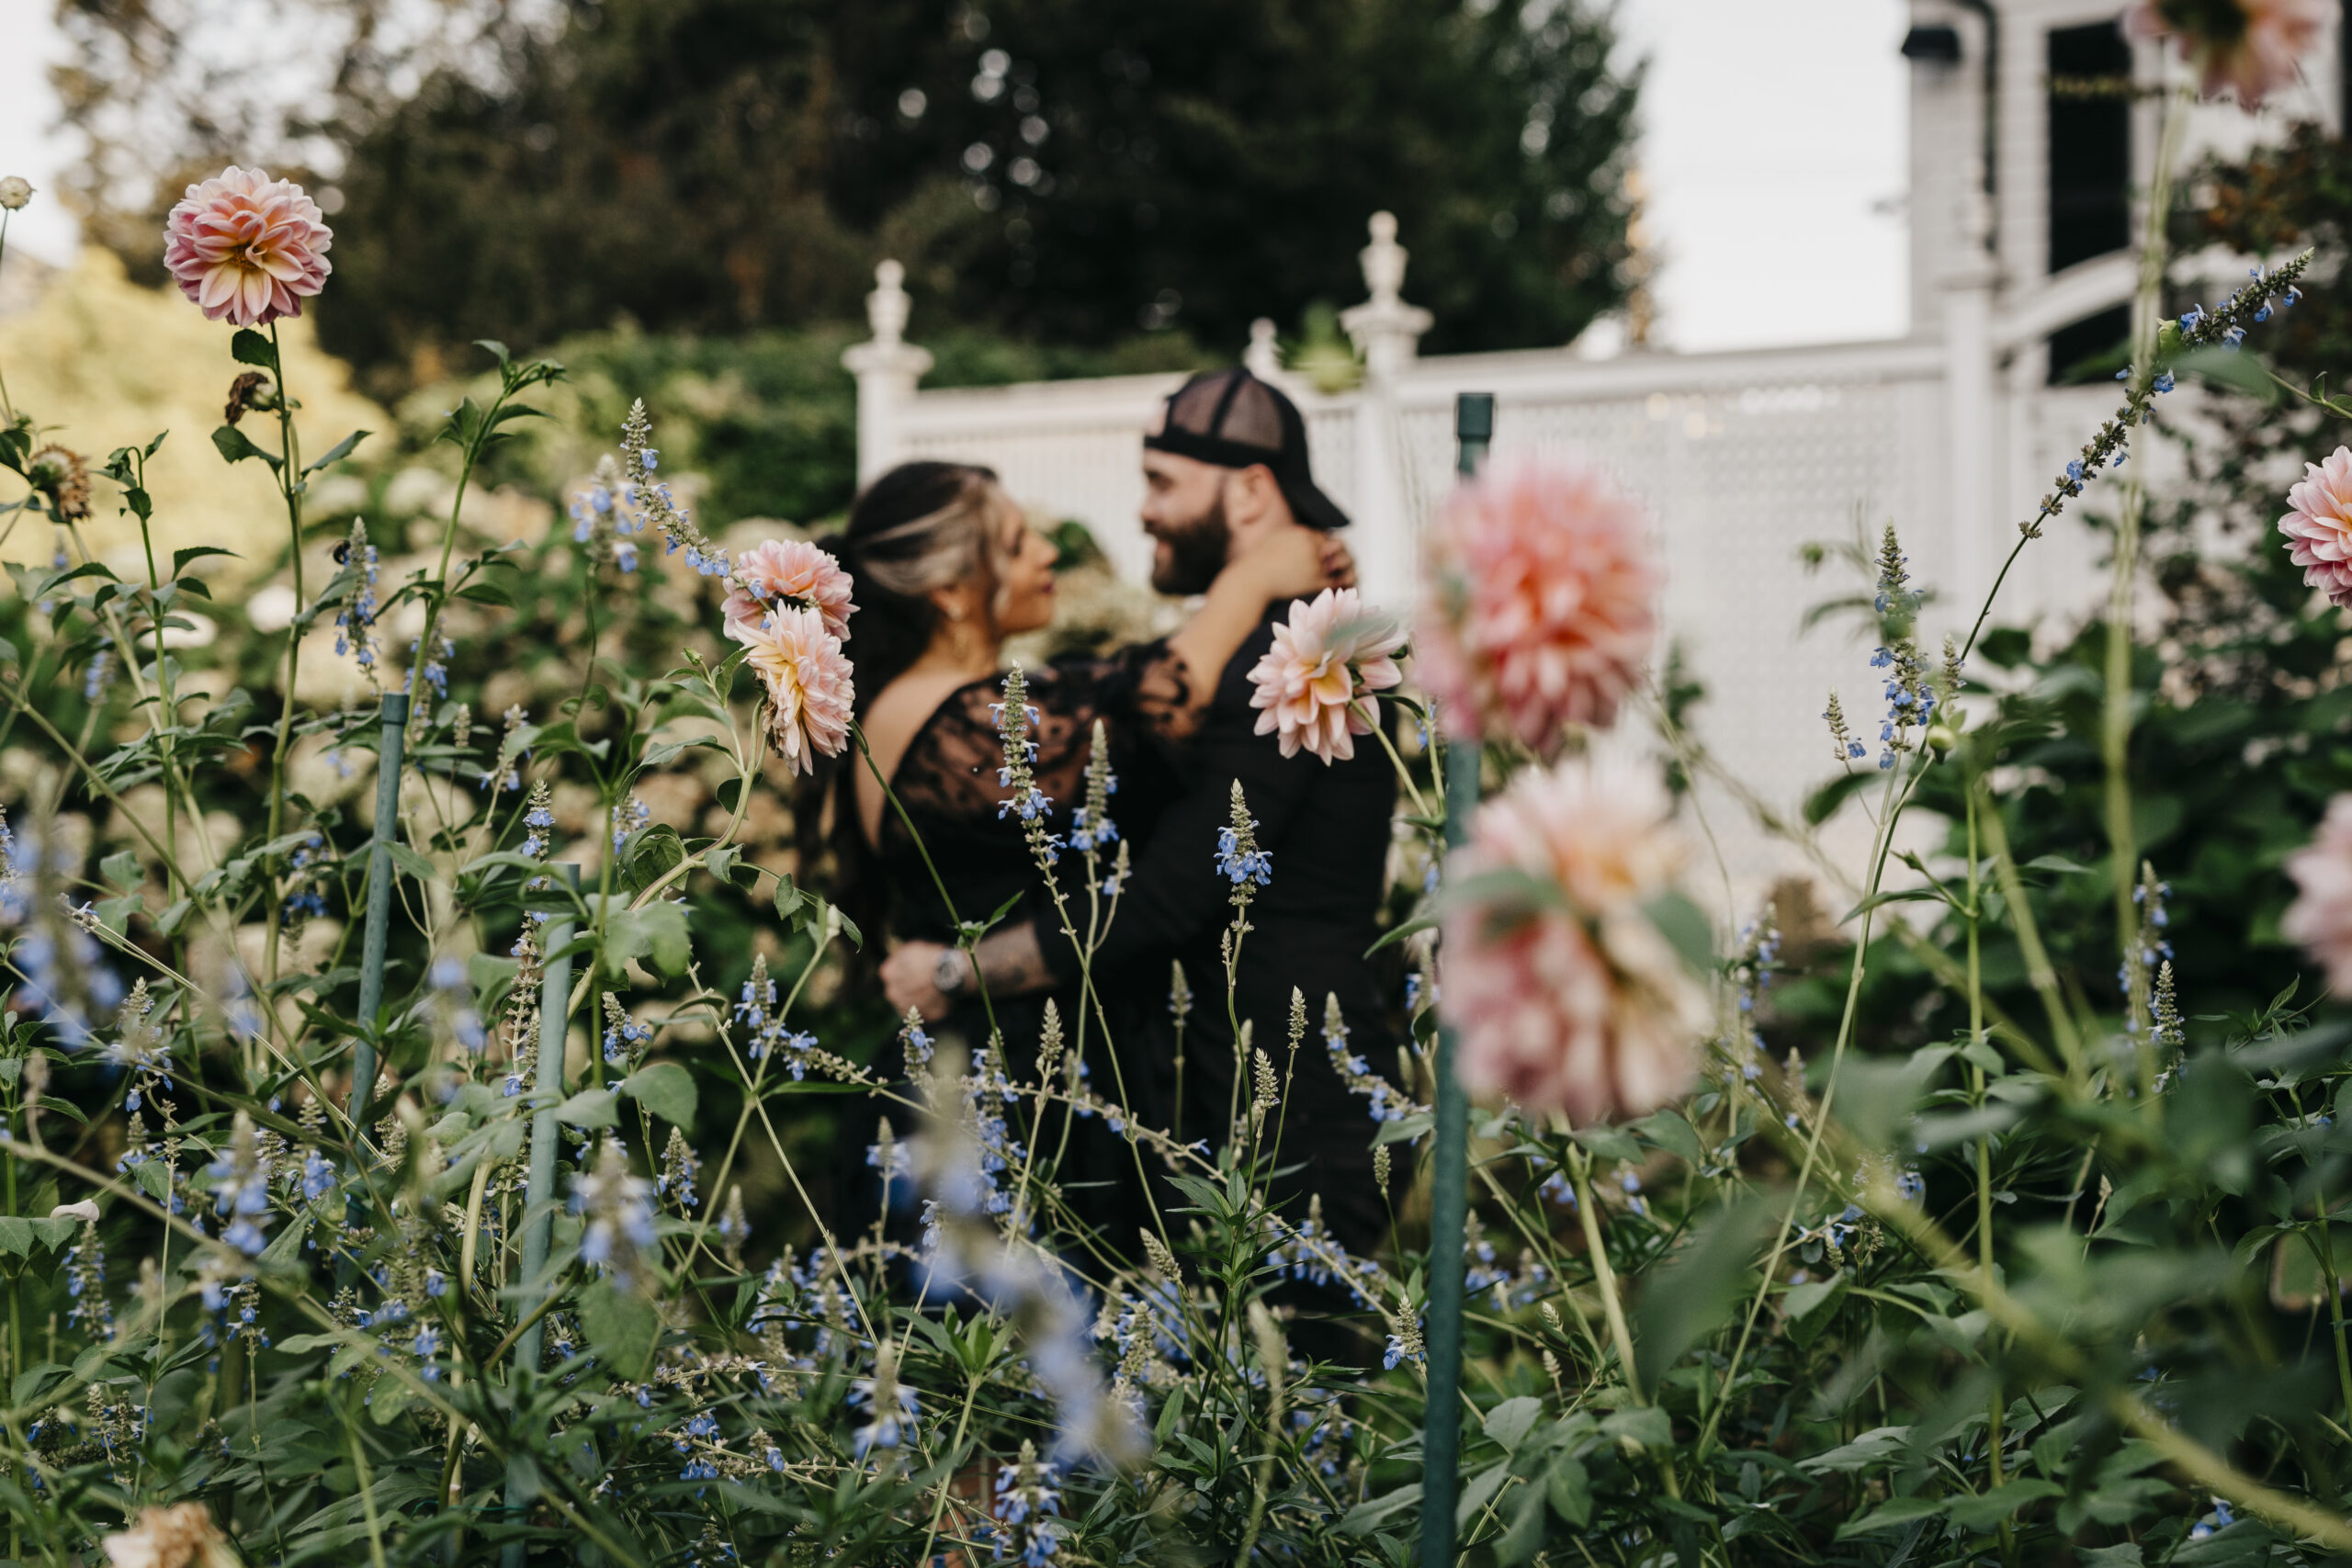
[4, 9, 2352, 1564]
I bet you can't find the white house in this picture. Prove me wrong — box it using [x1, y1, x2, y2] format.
[840, 2, 2346, 900]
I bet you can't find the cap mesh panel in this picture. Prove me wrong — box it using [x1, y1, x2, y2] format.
[1163, 370, 1284, 453]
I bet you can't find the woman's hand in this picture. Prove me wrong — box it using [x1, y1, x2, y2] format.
[882, 940, 956, 1021]
[1227, 524, 1351, 604]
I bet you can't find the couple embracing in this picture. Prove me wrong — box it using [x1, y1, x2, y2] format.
[807, 367, 1400, 1269]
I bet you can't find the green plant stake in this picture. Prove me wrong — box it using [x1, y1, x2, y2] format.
[1419, 391, 1491, 1568]
[505, 862, 581, 1568]
[349, 690, 409, 1136]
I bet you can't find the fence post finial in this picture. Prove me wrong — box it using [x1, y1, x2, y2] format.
[1341, 211, 1433, 384]
[843, 259, 934, 483]
[1245, 317, 1282, 379]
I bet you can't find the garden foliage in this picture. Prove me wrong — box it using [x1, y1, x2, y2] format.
[10, 34, 2352, 1568]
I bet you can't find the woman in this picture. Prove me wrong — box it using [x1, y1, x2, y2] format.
[807, 461, 1341, 1237]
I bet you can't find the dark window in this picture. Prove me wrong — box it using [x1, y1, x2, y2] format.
[2342, 0, 2352, 134]
[2047, 21, 2132, 274]
[2049, 305, 2131, 384]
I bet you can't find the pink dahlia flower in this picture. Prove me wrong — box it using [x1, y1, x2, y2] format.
[163, 166, 333, 327]
[1442, 758, 1707, 1122]
[2280, 446, 2352, 607]
[1247, 586, 1406, 763]
[2125, 0, 2326, 107]
[729, 605, 854, 775]
[726, 538, 857, 643]
[1418, 457, 1657, 758]
[2284, 795, 2352, 993]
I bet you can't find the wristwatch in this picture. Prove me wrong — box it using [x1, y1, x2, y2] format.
[933, 947, 974, 998]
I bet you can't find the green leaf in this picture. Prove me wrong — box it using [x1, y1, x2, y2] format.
[172, 546, 237, 577]
[2020, 853, 2094, 875]
[230, 328, 277, 369]
[24, 1217, 75, 1252]
[580, 1280, 660, 1378]
[1836, 886, 1944, 925]
[555, 1088, 621, 1128]
[606, 902, 692, 978]
[1784, 1272, 1847, 1348]
[1944, 1479, 2061, 1531]
[1804, 769, 1873, 826]
[1483, 1395, 1544, 1453]
[1365, 911, 1440, 957]
[1642, 890, 1714, 975]
[385, 842, 435, 883]
[1835, 1496, 1946, 1540]
[210, 425, 283, 471]
[1545, 1452, 1592, 1527]
[99, 851, 142, 891]
[2172, 344, 2277, 402]
[302, 429, 368, 476]
[1456, 1460, 1511, 1529]
[457, 581, 514, 607]
[624, 824, 684, 891]
[1495, 1480, 1548, 1567]
[1337, 1483, 1421, 1535]
[620, 1062, 696, 1128]
[1631, 1194, 1778, 1395]
[1598, 1405, 1671, 1450]
[1573, 1124, 1644, 1165]
[1632, 1109, 1707, 1168]
[370, 1376, 416, 1425]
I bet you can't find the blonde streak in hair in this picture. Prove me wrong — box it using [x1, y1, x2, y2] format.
[859, 479, 995, 598]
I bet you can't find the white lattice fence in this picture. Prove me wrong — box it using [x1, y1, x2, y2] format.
[893, 340, 1968, 896]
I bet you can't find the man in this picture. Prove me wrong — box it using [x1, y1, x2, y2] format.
[882, 367, 1401, 1263]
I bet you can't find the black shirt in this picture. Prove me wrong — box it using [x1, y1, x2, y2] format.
[1033, 612, 1400, 1254]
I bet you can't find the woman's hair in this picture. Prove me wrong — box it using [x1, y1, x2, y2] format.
[800, 461, 1008, 956]
[816, 460, 1007, 714]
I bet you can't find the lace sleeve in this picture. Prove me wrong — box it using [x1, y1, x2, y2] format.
[886, 643, 1200, 828]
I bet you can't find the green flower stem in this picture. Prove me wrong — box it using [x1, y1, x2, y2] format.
[1419, 724, 1483, 1563]
[672, 931, 829, 1287]
[346, 1417, 392, 1568]
[62, 514, 217, 891]
[1966, 774, 2014, 1565]
[508, 862, 580, 1382]
[1353, 696, 1433, 822]
[349, 690, 410, 1139]
[913, 1371, 985, 1568]
[2303, 1207, 2352, 1437]
[2102, 86, 2188, 1027]
[1977, 786, 2087, 1078]
[1566, 1146, 1640, 1397]
[260, 323, 311, 1006]
[1695, 757, 1916, 1462]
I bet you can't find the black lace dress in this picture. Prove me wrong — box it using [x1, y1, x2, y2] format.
[854, 643, 1200, 1241]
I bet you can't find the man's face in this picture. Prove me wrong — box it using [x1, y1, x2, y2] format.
[1140, 450, 1233, 595]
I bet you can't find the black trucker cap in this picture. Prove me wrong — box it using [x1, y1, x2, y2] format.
[1142, 367, 1351, 531]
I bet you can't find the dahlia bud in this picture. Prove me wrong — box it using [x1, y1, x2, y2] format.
[0, 176, 32, 211]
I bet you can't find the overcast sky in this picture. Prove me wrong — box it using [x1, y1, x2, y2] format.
[0, 0, 1913, 352]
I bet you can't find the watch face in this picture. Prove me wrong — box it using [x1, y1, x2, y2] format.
[935, 953, 964, 994]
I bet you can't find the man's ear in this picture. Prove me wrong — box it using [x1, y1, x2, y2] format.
[1226, 465, 1285, 539]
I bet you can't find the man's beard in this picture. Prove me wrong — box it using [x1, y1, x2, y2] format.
[1149, 491, 1231, 596]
